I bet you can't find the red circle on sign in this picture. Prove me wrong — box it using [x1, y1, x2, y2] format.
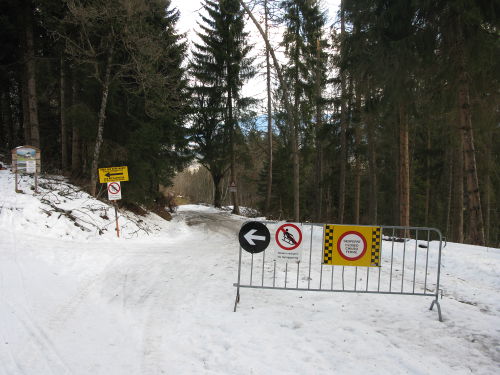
[337, 231, 367, 261]
[275, 223, 302, 250]
[108, 182, 121, 194]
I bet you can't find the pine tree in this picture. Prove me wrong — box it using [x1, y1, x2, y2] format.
[279, 0, 327, 221]
[190, 0, 255, 210]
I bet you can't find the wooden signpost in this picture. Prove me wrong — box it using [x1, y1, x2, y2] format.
[99, 166, 129, 238]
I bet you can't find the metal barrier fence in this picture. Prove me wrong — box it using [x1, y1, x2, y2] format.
[234, 222, 443, 321]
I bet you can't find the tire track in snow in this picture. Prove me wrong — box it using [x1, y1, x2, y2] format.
[139, 210, 240, 374]
[4, 301, 72, 375]
[47, 253, 126, 331]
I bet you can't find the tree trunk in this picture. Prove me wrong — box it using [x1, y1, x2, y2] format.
[20, 70, 30, 144]
[424, 126, 431, 226]
[90, 45, 113, 197]
[239, 0, 299, 221]
[212, 172, 222, 208]
[484, 131, 492, 245]
[60, 56, 68, 172]
[353, 87, 361, 224]
[70, 72, 81, 176]
[23, 0, 40, 148]
[292, 115, 300, 222]
[264, 0, 273, 216]
[445, 147, 453, 238]
[338, 1, 347, 224]
[457, 59, 485, 245]
[366, 92, 377, 224]
[1, 86, 14, 150]
[399, 102, 410, 229]
[228, 86, 239, 215]
[453, 134, 464, 243]
[292, 5, 300, 222]
[314, 38, 323, 222]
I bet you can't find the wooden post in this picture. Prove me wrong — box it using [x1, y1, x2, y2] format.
[114, 202, 120, 238]
[15, 167, 19, 193]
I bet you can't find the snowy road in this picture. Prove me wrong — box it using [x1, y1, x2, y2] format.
[0, 204, 246, 374]
[0, 180, 499, 374]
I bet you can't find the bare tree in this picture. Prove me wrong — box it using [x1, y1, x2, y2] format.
[239, 0, 300, 221]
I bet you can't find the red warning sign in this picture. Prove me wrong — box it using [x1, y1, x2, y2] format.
[107, 181, 122, 200]
[337, 231, 367, 261]
[275, 223, 302, 250]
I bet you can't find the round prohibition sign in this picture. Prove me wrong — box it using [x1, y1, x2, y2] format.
[337, 231, 367, 261]
[108, 182, 121, 194]
[275, 223, 302, 250]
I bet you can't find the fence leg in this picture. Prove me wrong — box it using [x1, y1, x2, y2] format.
[233, 287, 240, 312]
[429, 299, 443, 322]
[234, 245, 243, 312]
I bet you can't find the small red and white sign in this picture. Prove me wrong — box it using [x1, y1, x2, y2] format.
[107, 181, 122, 201]
[274, 223, 303, 262]
[337, 231, 367, 261]
[229, 181, 237, 193]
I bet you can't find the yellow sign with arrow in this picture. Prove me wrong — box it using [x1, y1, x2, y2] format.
[98, 166, 129, 183]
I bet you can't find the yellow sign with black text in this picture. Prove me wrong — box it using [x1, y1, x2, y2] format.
[98, 166, 129, 183]
[323, 225, 381, 267]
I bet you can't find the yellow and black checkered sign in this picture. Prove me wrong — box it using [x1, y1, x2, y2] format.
[323, 225, 381, 267]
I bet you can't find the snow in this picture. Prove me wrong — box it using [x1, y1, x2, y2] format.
[0, 169, 499, 374]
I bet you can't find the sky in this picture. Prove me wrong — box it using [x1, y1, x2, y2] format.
[171, 0, 342, 106]
[172, 0, 342, 37]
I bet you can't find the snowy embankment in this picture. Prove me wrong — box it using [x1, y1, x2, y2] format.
[0, 169, 499, 374]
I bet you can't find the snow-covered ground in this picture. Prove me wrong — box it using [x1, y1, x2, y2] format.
[0, 169, 499, 374]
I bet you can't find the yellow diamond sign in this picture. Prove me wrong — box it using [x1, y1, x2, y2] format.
[98, 166, 129, 183]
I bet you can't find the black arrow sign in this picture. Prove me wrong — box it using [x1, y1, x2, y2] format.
[105, 172, 123, 178]
[238, 221, 270, 254]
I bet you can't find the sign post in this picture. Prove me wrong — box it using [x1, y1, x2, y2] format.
[11, 146, 41, 193]
[99, 166, 129, 238]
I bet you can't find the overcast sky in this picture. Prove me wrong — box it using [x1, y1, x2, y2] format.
[171, 0, 341, 109]
[172, 0, 341, 36]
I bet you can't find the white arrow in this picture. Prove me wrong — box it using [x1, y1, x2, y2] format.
[244, 229, 266, 246]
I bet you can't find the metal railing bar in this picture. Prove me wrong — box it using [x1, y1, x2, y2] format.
[273, 260, 276, 287]
[261, 250, 265, 287]
[354, 267, 358, 291]
[240, 220, 441, 233]
[413, 229, 418, 294]
[284, 262, 288, 288]
[296, 262, 300, 288]
[401, 235, 407, 293]
[331, 265, 334, 290]
[424, 230, 430, 292]
[250, 253, 254, 285]
[435, 231, 443, 300]
[308, 225, 313, 290]
[377, 265, 381, 292]
[389, 227, 395, 292]
[234, 284, 433, 297]
[319, 264, 323, 289]
[342, 266, 345, 290]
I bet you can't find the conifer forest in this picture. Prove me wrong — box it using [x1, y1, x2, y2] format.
[0, 0, 498, 246]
